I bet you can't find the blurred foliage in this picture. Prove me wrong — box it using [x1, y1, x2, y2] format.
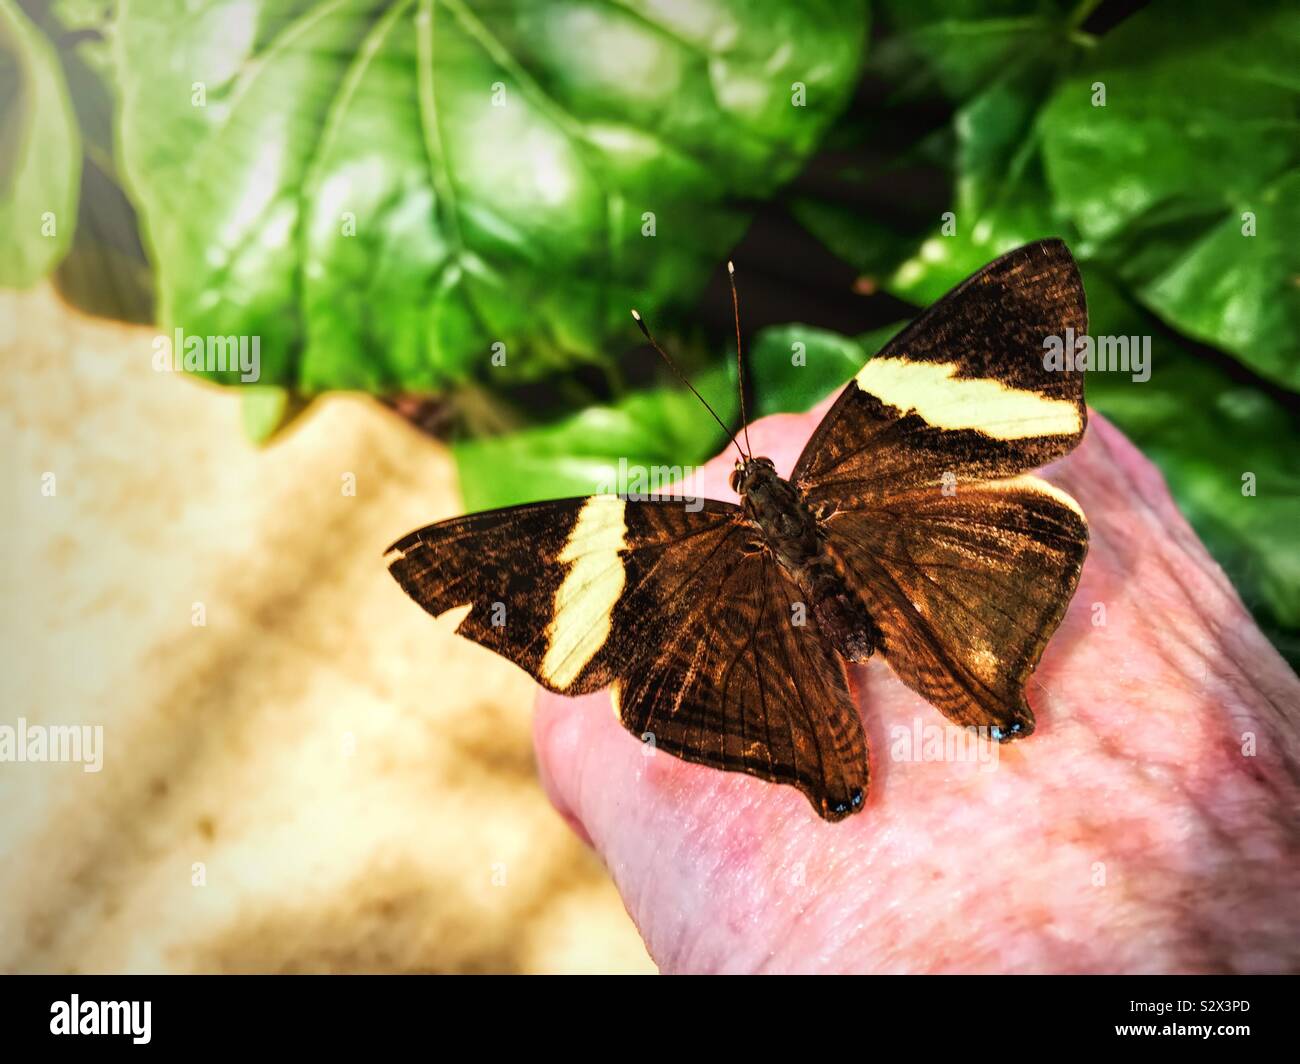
[5, 0, 154, 319]
[0, 0, 80, 285]
[1, 0, 1296, 664]
[1041, 2, 1298, 390]
[750, 321, 905, 419]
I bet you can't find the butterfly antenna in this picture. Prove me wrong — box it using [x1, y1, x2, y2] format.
[630, 309, 746, 461]
[727, 260, 752, 458]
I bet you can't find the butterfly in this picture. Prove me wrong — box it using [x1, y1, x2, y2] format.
[388, 239, 1089, 821]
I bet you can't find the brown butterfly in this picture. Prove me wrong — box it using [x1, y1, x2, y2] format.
[388, 239, 1088, 820]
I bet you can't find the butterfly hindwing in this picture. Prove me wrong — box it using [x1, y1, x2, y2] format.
[824, 476, 1087, 736]
[615, 550, 868, 820]
[387, 495, 868, 818]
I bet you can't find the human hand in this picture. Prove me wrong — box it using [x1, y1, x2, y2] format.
[533, 405, 1300, 974]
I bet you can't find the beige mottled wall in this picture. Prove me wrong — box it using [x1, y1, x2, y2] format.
[0, 286, 653, 974]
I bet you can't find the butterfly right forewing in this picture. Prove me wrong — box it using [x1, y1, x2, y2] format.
[793, 238, 1087, 503]
[792, 239, 1091, 738]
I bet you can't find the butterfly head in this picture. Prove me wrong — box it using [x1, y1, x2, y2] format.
[729, 456, 777, 496]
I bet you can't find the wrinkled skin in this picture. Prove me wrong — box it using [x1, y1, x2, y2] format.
[534, 407, 1300, 974]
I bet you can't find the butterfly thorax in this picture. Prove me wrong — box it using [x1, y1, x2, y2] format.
[737, 457, 883, 663]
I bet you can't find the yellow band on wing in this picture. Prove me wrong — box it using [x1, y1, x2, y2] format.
[854, 357, 1081, 440]
[982, 474, 1087, 521]
[541, 495, 628, 690]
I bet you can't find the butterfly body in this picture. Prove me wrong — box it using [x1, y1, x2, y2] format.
[389, 240, 1090, 821]
[736, 457, 885, 665]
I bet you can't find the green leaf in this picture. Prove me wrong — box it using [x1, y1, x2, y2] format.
[800, 4, 1084, 304]
[1040, 0, 1300, 389]
[749, 320, 904, 418]
[1080, 272, 1300, 636]
[452, 362, 739, 512]
[885, 30, 1077, 304]
[887, 164, 1064, 305]
[1125, 171, 1300, 393]
[786, 197, 930, 292]
[27, 0, 156, 322]
[783, 2, 1075, 290]
[873, 0, 1074, 102]
[114, 0, 868, 393]
[0, 0, 80, 286]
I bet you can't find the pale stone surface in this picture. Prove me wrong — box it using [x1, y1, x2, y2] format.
[0, 285, 653, 974]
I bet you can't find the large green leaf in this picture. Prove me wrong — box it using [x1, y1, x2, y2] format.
[0, 0, 80, 286]
[114, 0, 868, 392]
[1040, 0, 1300, 389]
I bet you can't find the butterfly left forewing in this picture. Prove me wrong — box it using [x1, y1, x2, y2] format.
[387, 494, 741, 695]
[388, 493, 870, 819]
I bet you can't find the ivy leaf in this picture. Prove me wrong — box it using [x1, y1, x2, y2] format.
[114, 0, 868, 393]
[0, 0, 80, 286]
[1040, 0, 1300, 389]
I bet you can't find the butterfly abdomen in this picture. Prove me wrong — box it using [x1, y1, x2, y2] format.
[742, 462, 883, 664]
[808, 567, 884, 663]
